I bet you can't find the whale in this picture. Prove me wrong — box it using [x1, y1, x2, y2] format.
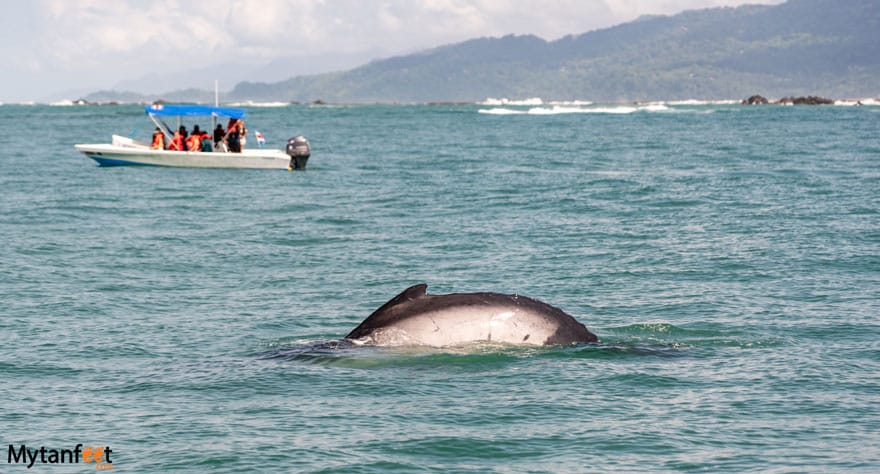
[345, 284, 598, 347]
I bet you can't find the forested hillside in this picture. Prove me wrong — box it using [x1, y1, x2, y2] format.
[230, 0, 879, 102]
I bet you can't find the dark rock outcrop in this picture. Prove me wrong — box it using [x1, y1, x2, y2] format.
[776, 96, 834, 105]
[742, 95, 769, 104]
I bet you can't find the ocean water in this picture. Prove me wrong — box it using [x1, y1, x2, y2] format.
[1, 102, 878, 472]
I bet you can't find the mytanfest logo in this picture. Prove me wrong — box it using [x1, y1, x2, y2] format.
[7, 444, 114, 470]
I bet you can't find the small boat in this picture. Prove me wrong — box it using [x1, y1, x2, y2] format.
[74, 104, 311, 170]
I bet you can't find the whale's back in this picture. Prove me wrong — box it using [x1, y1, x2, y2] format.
[346, 284, 598, 347]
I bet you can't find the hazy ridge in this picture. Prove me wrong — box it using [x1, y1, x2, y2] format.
[87, 0, 880, 103]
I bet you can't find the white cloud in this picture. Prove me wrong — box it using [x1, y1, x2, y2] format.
[227, 0, 315, 46]
[38, 0, 233, 66]
[378, 2, 404, 31]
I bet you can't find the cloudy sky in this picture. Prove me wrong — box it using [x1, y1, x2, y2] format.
[0, 0, 783, 102]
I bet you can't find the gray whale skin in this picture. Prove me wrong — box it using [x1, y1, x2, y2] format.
[345, 284, 598, 347]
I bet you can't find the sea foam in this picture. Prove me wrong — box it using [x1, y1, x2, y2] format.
[227, 100, 292, 107]
[834, 98, 880, 106]
[478, 104, 671, 115]
[479, 97, 544, 106]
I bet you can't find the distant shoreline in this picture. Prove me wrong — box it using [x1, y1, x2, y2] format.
[9, 96, 878, 107]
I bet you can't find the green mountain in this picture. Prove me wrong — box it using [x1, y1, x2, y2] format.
[230, 0, 880, 102]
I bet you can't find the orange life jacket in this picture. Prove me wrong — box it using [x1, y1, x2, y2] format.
[168, 132, 184, 151]
[150, 132, 165, 150]
[186, 134, 201, 152]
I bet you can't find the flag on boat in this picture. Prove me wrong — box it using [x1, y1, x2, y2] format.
[255, 130, 266, 148]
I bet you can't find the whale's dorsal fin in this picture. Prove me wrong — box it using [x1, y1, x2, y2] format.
[370, 283, 427, 313]
[391, 283, 428, 304]
[345, 284, 429, 339]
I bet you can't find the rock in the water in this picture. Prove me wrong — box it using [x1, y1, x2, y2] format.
[742, 95, 769, 105]
[776, 96, 834, 105]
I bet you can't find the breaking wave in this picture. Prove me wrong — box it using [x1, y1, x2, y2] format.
[476, 96, 880, 114]
[662, 99, 739, 105]
[479, 97, 545, 106]
[227, 100, 292, 107]
[478, 104, 671, 115]
[834, 98, 880, 106]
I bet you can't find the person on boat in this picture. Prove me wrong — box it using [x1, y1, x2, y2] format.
[169, 126, 187, 151]
[226, 118, 242, 153]
[186, 125, 203, 152]
[150, 127, 166, 150]
[199, 127, 213, 152]
[213, 124, 226, 151]
[238, 119, 247, 150]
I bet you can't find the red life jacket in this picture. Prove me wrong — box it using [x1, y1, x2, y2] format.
[150, 132, 165, 150]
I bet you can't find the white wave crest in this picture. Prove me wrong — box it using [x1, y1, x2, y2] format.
[639, 104, 670, 112]
[548, 100, 594, 106]
[527, 105, 605, 114]
[479, 97, 544, 106]
[664, 99, 739, 105]
[227, 100, 291, 107]
[834, 98, 880, 106]
[480, 98, 596, 106]
[477, 107, 527, 115]
[478, 104, 673, 115]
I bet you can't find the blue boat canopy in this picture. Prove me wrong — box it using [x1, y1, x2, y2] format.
[145, 104, 246, 119]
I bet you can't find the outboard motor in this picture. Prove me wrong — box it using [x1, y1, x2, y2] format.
[286, 136, 311, 170]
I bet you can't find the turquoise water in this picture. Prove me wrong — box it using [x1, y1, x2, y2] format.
[1, 103, 878, 472]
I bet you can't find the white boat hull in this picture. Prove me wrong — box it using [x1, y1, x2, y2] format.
[75, 136, 300, 170]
